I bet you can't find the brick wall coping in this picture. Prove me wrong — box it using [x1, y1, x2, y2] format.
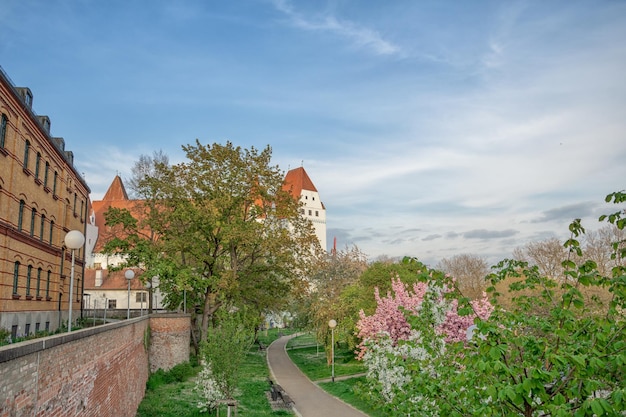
[0, 314, 186, 363]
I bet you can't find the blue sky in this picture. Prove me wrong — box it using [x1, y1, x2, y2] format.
[2, 0, 625, 265]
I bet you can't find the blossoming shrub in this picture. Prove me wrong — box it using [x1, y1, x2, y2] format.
[356, 265, 493, 407]
[194, 361, 225, 413]
[356, 191, 626, 416]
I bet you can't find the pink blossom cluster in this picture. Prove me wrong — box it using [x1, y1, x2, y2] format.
[356, 276, 493, 359]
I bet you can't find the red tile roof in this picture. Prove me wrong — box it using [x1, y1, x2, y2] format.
[282, 167, 318, 197]
[84, 268, 147, 291]
[92, 176, 147, 252]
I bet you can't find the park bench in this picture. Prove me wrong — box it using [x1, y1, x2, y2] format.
[267, 378, 295, 407]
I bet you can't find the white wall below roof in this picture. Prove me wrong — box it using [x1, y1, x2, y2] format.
[300, 190, 327, 251]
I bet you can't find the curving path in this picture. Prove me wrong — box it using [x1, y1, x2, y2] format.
[266, 334, 368, 417]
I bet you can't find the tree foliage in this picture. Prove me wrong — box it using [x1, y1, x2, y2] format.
[104, 141, 321, 346]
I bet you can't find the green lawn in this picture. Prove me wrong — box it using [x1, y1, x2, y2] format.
[136, 329, 380, 417]
[319, 377, 386, 417]
[286, 343, 366, 381]
[137, 328, 296, 417]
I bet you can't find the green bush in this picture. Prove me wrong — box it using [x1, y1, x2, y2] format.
[147, 362, 196, 391]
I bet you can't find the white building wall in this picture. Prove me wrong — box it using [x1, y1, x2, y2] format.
[299, 189, 327, 251]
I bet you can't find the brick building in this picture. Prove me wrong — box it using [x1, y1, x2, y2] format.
[0, 66, 90, 338]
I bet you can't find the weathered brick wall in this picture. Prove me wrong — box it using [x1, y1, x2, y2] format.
[148, 314, 190, 373]
[0, 314, 190, 417]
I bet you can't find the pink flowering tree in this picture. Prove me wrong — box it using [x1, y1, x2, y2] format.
[355, 258, 494, 407]
[355, 274, 493, 359]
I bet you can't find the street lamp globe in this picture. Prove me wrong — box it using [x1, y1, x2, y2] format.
[64, 230, 85, 249]
[328, 319, 337, 329]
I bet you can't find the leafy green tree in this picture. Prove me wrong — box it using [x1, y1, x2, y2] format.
[198, 307, 256, 401]
[134, 141, 321, 343]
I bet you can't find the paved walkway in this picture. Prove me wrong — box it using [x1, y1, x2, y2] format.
[267, 334, 368, 417]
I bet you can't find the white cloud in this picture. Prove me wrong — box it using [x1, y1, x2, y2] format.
[271, 0, 401, 56]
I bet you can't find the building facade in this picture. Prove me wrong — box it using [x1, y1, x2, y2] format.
[0, 67, 90, 337]
[85, 176, 164, 313]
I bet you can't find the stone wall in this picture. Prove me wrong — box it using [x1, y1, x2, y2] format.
[0, 313, 190, 417]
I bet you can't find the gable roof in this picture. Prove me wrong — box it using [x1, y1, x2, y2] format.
[102, 175, 129, 201]
[91, 176, 145, 252]
[283, 167, 318, 198]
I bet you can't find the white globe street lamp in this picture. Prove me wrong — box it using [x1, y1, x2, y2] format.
[125, 269, 135, 319]
[64, 230, 85, 333]
[328, 319, 337, 382]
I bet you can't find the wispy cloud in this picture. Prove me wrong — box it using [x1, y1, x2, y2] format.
[530, 202, 597, 224]
[271, 0, 401, 56]
[463, 229, 519, 239]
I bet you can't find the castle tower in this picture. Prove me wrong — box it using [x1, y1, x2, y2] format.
[283, 167, 327, 251]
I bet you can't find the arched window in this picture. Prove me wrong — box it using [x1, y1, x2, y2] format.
[53, 171, 58, 195]
[26, 265, 32, 296]
[0, 113, 7, 148]
[30, 208, 37, 236]
[13, 261, 20, 294]
[44, 161, 50, 188]
[24, 140, 30, 168]
[46, 270, 52, 298]
[35, 152, 41, 179]
[49, 220, 54, 245]
[36, 267, 42, 297]
[40, 214, 46, 241]
[18, 200, 25, 231]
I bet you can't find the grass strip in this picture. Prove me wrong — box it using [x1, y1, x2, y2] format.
[318, 377, 386, 417]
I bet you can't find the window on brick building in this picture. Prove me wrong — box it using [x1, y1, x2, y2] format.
[53, 171, 58, 195]
[49, 220, 54, 245]
[73, 193, 77, 216]
[44, 161, 50, 188]
[46, 270, 51, 298]
[30, 208, 36, 236]
[13, 262, 20, 294]
[108, 299, 117, 309]
[35, 152, 41, 179]
[0, 113, 7, 148]
[18, 200, 25, 231]
[40, 214, 45, 240]
[36, 267, 42, 297]
[136, 292, 147, 303]
[26, 265, 32, 296]
[24, 140, 30, 169]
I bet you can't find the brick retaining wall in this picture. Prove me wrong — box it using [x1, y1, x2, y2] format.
[0, 313, 190, 417]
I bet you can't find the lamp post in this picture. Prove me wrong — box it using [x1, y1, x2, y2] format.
[125, 269, 135, 319]
[64, 230, 85, 333]
[328, 319, 337, 382]
[144, 281, 151, 316]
